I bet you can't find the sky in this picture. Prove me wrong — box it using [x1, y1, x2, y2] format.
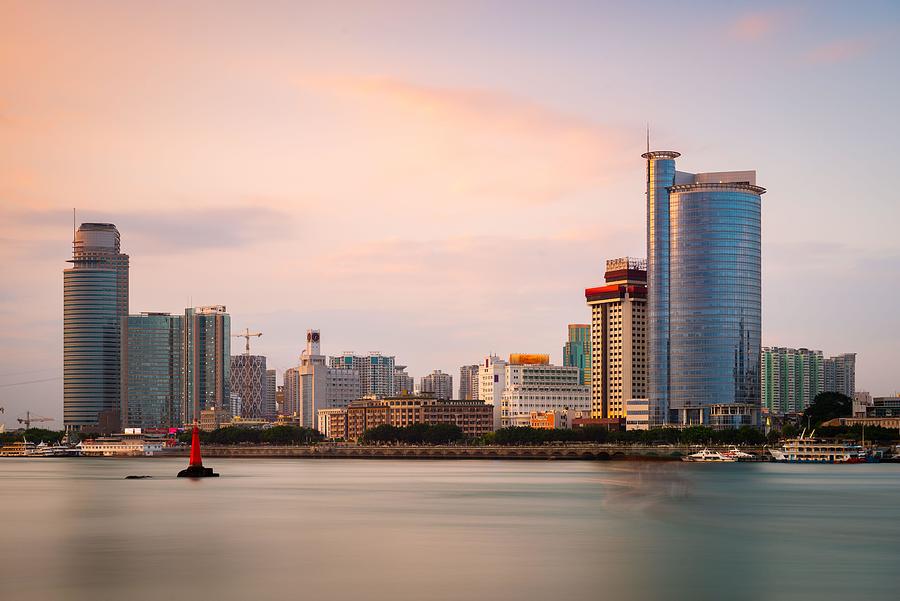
[1, 0, 899, 427]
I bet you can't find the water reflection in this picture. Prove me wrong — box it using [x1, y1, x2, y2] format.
[1, 459, 899, 601]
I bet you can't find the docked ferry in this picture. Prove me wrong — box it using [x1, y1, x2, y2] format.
[769, 431, 870, 464]
[0, 440, 37, 456]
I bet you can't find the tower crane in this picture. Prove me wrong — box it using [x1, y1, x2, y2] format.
[17, 411, 54, 429]
[232, 328, 262, 355]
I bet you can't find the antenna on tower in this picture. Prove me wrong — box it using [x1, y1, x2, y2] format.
[646, 123, 650, 154]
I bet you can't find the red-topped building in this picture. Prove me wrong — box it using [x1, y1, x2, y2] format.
[585, 258, 647, 419]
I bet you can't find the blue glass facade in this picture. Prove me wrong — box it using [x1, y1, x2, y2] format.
[563, 324, 591, 386]
[645, 152, 678, 426]
[125, 313, 183, 429]
[645, 153, 764, 425]
[63, 223, 129, 432]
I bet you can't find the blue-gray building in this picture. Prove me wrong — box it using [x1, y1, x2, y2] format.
[644, 151, 764, 426]
[183, 306, 231, 424]
[63, 223, 129, 433]
[124, 312, 184, 429]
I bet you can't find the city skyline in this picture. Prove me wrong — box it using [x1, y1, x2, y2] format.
[3, 1, 900, 427]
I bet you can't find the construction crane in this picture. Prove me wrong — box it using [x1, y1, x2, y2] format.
[17, 411, 54, 429]
[232, 328, 262, 355]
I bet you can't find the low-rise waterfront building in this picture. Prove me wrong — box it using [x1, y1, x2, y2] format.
[324, 395, 495, 442]
[530, 409, 580, 430]
[199, 408, 231, 431]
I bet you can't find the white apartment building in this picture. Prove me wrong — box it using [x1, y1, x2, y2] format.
[480, 354, 590, 428]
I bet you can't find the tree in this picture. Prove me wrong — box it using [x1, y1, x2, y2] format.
[802, 392, 852, 428]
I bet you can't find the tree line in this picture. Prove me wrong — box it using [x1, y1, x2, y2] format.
[177, 425, 323, 445]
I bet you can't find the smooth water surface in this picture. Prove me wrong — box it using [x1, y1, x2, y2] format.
[2, 459, 899, 601]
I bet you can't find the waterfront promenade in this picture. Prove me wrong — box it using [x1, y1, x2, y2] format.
[163, 444, 766, 460]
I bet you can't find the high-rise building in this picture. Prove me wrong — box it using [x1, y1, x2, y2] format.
[286, 330, 363, 428]
[265, 369, 277, 419]
[478, 355, 508, 430]
[64, 222, 129, 433]
[123, 312, 183, 429]
[480, 354, 590, 428]
[393, 365, 415, 395]
[824, 353, 857, 398]
[563, 324, 591, 387]
[761, 347, 824, 414]
[459, 364, 480, 400]
[644, 150, 764, 426]
[331, 352, 395, 398]
[420, 370, 453, 400]
[275, 385, 285, 416]
[183, 306, 231, 425]
[585, 257, 648, 419]
[230, 354, 267, 419]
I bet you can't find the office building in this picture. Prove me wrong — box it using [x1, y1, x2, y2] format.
[459, 364, 480, 400]
[275, 385, 285, 415]
[420, 370, 453, 400]
[331, 352, 395, 398]
[824, 353, 856, 398]
[644, 150, 764, 426]
[479, 354, 590, 428]
[761, 347, 824, 414]
[563, 324, 591, 387]
[123, 312, 183, 430]
[265, 369, 277, 418]
[394, 365, 415, 395]
[285, 330, 362, 429]
[183, 306, 231, 425]
[230, 354, 268, 419]
[63, 222, 129, 433]
[585, 258, 647, 419]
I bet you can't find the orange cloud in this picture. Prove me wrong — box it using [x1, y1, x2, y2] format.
[302, 76, 629, 206]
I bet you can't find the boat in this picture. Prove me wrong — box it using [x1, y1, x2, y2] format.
[682, 448, 737, 462]
[769, 430, 872, 464]
[722, 446, 757, 461]
[0, 440, 37, 457]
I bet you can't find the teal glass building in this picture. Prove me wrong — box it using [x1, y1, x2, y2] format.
[644, 151, 764, 425]
[63, 223, 129, 432]
[124, 313, 184, 429]
[563, 324, 591, 386]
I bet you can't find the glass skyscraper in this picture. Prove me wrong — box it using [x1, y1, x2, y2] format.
[644, 151, 764, 425]
[124, 312, 184, 429]
[63, 223, 129, 433]
[563, 324, 591, 387]
[183, 306, 231, 424]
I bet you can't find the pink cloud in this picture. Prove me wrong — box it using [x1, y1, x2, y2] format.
[729, 11, 786, 41]
[803, 39, 870, 64]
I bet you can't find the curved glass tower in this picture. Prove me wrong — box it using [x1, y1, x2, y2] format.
[63, 223, 129, 432]
[644, 152, 764, 425]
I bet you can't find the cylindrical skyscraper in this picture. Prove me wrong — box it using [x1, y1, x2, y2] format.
[63, 223, 129, 433]
[645, 152, 764, 426]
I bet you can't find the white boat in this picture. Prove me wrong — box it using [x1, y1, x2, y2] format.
[682, 448, 737, 462]
[722, 446, 756, 461]
[769, 430, 869, 464]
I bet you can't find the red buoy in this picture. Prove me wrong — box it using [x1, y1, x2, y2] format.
[178, 423, 219, 478]
[189, 424, 203, 467]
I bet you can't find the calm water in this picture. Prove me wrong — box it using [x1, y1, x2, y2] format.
[1, 458, 899, 601]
